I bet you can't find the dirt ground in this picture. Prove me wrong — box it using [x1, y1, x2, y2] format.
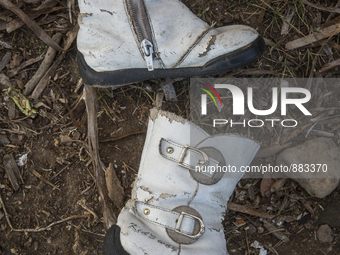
[1, 0, 340, 254]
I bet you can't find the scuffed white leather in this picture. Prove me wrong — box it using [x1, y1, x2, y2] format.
[77, 0, 260, 71]
[117, 109, 260, 254]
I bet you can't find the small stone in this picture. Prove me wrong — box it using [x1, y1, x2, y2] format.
[0, 135, 10, 145]
[9, 134, 23, 145]
[317, 224, 333, 243]
[247, 223, 257, 235]
[257, 226, 264, 234]
[275, 138, 340, 198]
[60, 134, 73, 146]
[72, 131, 81, 141]
[318, 203, 340, 228]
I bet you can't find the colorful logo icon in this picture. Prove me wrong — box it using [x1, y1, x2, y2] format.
[197, 82, 224, 114]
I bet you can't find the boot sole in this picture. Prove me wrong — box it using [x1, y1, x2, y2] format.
[77, 36, 265, 87]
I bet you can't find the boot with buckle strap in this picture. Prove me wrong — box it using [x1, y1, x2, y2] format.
[77, 0, 265, 87]
[102, 108, 260, 254]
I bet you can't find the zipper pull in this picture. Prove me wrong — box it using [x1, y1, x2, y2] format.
[141, 39, 154, 71]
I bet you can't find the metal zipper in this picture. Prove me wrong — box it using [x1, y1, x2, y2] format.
[126, 0, 155, 71]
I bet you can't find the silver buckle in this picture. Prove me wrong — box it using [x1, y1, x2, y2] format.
[175, 212, 205, 239]
[178, 145, 209, 171]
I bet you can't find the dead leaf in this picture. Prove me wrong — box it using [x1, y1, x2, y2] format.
[0, 52, 11, 72]
[260, 172, 274, 197]
[105, 163, 125, 208]
[270, 179, 287, 192]
[3, 154, 22, 191]
[0, 73, 12, 88]
[9, 53, 23, 69]
[60, 134, 73, 146]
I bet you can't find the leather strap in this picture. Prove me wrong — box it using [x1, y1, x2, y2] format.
[135, 202, 205, 239]
[159, 138, 219, 178]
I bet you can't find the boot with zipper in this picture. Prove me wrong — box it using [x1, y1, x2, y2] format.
[102, 108, 260, 254]
[77, 0, 265, 87]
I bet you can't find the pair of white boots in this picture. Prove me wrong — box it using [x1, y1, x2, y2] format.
[77, 0, 263, 254]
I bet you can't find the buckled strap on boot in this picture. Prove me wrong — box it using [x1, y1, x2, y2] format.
[135, 202, 205, 239]
[159, 138, 219, 177]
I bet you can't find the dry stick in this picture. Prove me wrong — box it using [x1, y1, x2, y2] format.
[0, 190, 89, 233]
[0, 193, 14, 230]
[84, 85, 117, 229]
[263, 220, 290, 242]
[0, 0, 63, 51]
[77, 198, 99, 225]
[24, 33, 63, 95]
[7, 54, 44, 78]
[32, 24, 79, 99]
[303, 0, 340, 14]
[7, 6, 62, 33]
[285, 22, 340, 50]
[31, 168, 60, 191]
[16, 215, 89, 232]
[100, 130, 145, 142]
[319, 58, 340, 73]
[227, 202, 275, 219]
[325, 0, 340, 23]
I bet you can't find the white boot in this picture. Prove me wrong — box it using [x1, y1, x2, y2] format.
[77, 0, 265, 87]
[102, 109, 260, 254]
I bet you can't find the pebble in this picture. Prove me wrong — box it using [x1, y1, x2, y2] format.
[317, 224, 333, 243]
[275, 138, 340, 198]
[9, 134, 23, 146]
[0, 135, 10, 145]
[318, 203, 340, 228]
[247, 223, 257, 235]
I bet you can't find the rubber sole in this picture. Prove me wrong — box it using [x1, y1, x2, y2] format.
[77, 36, 265, 87]
[102, 225, 130, 255]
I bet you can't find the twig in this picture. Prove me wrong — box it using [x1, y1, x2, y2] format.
[6, 0, 59, 33]
[13, 215, 89, 232]
[303, 0, 340, 14]
[7, 54, 44, 78]
[285, 21, 340, 50]
[0, 0, 63, 51]
[0, 193, 14, 230]
[84, 85, 116, 229]
[32, 24, 79, 99]
[77, 198, 99, 225]
[319, 58, 340, 73]
[263, 220, 290, 242]
[227, 202, 275, 218]
[31, 168, 60, 191]
[50, 165, 69, 181]
[100, 130, 145, 142]
[24, 33, 63, 95]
